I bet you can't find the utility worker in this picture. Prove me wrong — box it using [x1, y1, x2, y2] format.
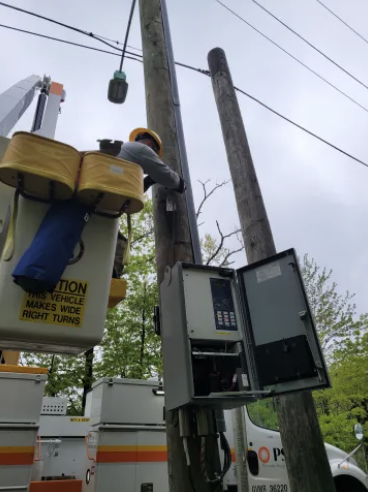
[98, 129, 185, 278]
[117, 128, 185, 193]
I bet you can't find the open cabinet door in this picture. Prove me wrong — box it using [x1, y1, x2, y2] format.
[237, 249, 330, 397]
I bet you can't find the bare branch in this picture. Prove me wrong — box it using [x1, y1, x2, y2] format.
[219, 246, 244, 267]
[196, 179, 230, 219]
[222, 228, 242, 240]
[205, 226, 244, 266]
[206, 221, 225, 265]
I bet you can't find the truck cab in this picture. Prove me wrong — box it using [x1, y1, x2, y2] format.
[224, 400, 368, 492]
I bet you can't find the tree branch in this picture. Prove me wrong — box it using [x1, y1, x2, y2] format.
[219, 246, 244, 267]
[219, 234, 244, 266]
[206, 221, 241, 265]
[196, 179, 230, 220]
[131, 227, 154, 246]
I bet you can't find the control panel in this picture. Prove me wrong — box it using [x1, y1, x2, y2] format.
[210, 278, 237, 331]
[182, 267, 242, 342]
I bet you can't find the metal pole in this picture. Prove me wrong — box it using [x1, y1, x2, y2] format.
[338, 443, 364, 468]
[160, 0, 202, 265]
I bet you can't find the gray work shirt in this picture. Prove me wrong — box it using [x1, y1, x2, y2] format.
[118, 142, 180, 190]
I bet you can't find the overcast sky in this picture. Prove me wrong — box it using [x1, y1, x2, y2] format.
[1, 0, 368, 313]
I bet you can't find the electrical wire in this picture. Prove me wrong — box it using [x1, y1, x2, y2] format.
[315, 0, 368, 46]
[0, 1, 87, 36]
[251, 0, 368, 91]
[90, 32, 141, 52]
[174, 61, 209, 76]
[233, 85, 368, 169]
[0, 22, 367, 170]
[0, 23, 143, 62]
[0, 1, 198, 76]
[0, 22, 212, 79]
[0, 1, 126, 53]
[199, 434, 232, 485]
[0, 0, 142, 58]
[215, 0, 368, 114]
[119, 0, 137, 71]
[220, 432, 232, 478]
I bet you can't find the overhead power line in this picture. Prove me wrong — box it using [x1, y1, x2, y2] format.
[315, 0, 368, 46]
[93, 32, 141, 51]
[0, 23, 367, 170]
[0, 23, 143, 61]
[215, 0, 368, 114]
[251, 0, 368, 91]
[0, 1, 141, 66]
[233, 86, 368, 169]
[0, 1, 127, 54]
[0, 1, 86, 35]
[0, 22, 211, 78]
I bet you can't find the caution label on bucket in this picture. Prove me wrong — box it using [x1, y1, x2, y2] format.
[19, 278, 88, 327]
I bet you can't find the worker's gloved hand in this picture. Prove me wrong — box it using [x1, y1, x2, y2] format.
[144, 175, 156, 192]
[144, 175, 185, 193]
[176, 177, 186, 194]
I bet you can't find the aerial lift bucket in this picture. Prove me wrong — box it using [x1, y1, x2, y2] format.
[0, 134, 143, 354]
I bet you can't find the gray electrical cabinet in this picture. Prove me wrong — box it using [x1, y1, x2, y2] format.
[159, 248, 329, 411]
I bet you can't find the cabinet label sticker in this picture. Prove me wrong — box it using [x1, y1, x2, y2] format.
[255, 261, 281, 283]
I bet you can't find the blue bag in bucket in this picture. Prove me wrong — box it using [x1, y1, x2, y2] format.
[13, 199, 91, 294]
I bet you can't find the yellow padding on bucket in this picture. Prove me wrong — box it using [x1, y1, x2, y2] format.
[0, 365, 48, 374]
[108, 278, 127, 308]
[1, 351, 20, 365]
[77, 153, 144, 215]
[0, 132, 81, 201]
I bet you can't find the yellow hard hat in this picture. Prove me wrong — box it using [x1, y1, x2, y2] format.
[129, 128, 163, 157]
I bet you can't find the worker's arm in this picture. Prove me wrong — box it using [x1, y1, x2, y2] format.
[144, 176, 156, 192]
[118, 142, 184, 192]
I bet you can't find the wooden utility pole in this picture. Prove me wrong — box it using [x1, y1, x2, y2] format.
[138, 2, 221, 491]
[207, 47, 336, 492]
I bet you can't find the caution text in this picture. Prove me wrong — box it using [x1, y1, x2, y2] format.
[19, 278, 88, 328]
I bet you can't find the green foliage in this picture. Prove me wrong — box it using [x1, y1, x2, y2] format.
[201, 230, 243, 267]
[301, 255, 367, 354]
[96, 198, 162, 381]
[314, 332, 368, 459]
[300, 255, 368, 459]
[21, 351, 86, 415]
[247, 400, 279, 431]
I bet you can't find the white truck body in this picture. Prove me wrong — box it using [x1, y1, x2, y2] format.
[224, 402, 368, 492]
[35, 381, 368, 492]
